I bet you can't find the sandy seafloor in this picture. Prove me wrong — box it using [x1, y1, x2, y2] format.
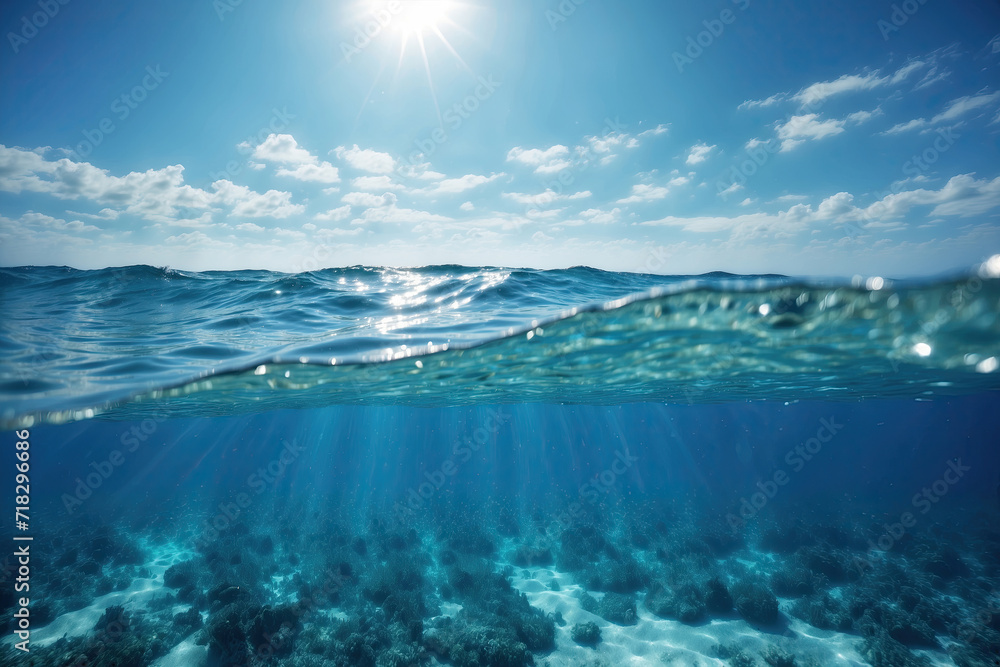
[3, 532, 977, 667]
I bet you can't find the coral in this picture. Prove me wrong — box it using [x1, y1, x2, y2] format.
[173, 606, 202, 631]
[581, 592, 637, 626]
[705, 576, 733, 614]
[163, 559, 200, 590]
[762, 645, 797, 667]
[715, 642, 759, 667]
[645, 582, 706, 624]
[731, 580, 779, 625]
[207, 604, 250, 665]
[860, 627, 932, 667]
[770, 565, 825, 598]
[789, 594, 851, 632]
[425, 616, 534, 667]
[571, 621, 602, 646]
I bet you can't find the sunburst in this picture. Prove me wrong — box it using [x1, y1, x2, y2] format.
[351, 0, 476, 126]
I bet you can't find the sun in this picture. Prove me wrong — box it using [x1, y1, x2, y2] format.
[351, 0, 475, 125]
[390, 0, 457, 36]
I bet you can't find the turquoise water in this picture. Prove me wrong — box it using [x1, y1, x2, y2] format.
[1, 264, 999, 666]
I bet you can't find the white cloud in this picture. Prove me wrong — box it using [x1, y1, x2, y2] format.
[586, 133, 637, 155]
[351, 175, 404, 191]
[526, 207, 565, 220]
[315, 226, 363, 238]
[718, 182, 743, 198]
[0, 145, 304, 223]
[423, 173, 502, 195]
[333, 145, 396, 174]
[738, 93, 786, 111]
[793, 72, 887, 108]
[846, 109, 880, 124]
[637, 124, 669, 138]
[739, 59, 929, 111]
[342, 192, 396, 208]
[241, 134, 341, 183]
[275, 162, 341, 183]
[355, 205, 452, 225]
[506, 145, 572, 174]
[503, 189, 590, 206]
[864, 174, 1000, 218]
[212, 180, 305, 218]
[243, 134, 315, 164]
[274, 227, 306, 240]
[579, 207, 621, 224]
[164, 230, 227, 246]
[883, 91, 1000, 134]
[640, 174, 1000, 239]
[617, 183, 671, 204]
[685, 142, 716, 165]
[236, 222, 265, 232]
[67, 207, 119, 220]
[460, 201, 474, 211]
[775, 114, 852, 151]
[315, 205, 352, 222]
[15, 211, 98, 233]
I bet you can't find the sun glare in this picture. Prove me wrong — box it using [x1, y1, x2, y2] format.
[391, 0, 456, 35]
[352, 0, 474, 126]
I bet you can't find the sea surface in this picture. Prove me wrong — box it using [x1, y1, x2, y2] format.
[1, 263, 999, 667]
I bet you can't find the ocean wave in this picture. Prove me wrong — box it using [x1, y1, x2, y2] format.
[2, 264, 998, 427]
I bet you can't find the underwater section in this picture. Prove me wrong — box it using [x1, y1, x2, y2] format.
[2, 397, 999, 666]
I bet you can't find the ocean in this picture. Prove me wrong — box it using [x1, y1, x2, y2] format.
[1, 263, 999, 667]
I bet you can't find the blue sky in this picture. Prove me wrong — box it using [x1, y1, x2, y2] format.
[1, 0, 999, 277]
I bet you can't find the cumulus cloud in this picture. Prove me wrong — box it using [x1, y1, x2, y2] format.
[0, 145, 305, 222]
[579, 207, 621, 224]
[617, 183, 671, 204]
[641, 174, 1000, 239]
[315, 205, 352, 222]
[422, 173, 502, 195]
[242, 134, 315, 164]
[275, 162, 341, 183]
[506, 145, 572, 174]
[617, 174, 689, 204]
[333, 145, 396, 174]
[351, 175, 405, 191]
[242, 134, 341, 183]
[212, 180, 305, 218]
[502, 189, 591, 206]
[342, 192, 396, 208]
[15, 211, 98, 232]
[685, 142, 716, 165]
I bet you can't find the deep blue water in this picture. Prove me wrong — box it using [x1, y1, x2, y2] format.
[1, 265, 999, 666]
